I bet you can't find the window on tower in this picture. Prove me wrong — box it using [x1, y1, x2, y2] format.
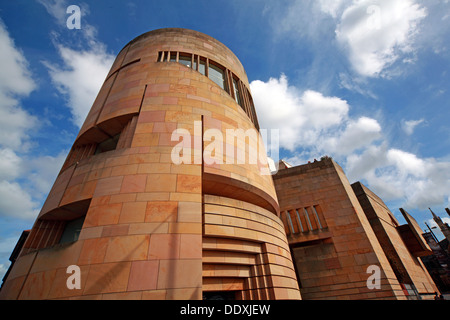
[178, 53, 192, 68]
[199, 58, 206, 75]
[232, 77, 241, 106]
[208, 62, 226, 91]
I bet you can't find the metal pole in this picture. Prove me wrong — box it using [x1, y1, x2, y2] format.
[425, 222, 440, 244]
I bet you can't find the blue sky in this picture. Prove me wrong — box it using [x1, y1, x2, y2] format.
[0, 0, 450, 279]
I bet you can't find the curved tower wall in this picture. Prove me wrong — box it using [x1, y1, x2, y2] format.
[0, 29, 300, 300]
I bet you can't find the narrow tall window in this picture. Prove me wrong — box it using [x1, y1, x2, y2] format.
[199, 58, 206, 75]
[303, 208, 313, 230]
[285, 211, 295, 234]
[193, 55, 198, 71]
[295, 209, 304, 232]
[233, 78, 241, 106]
[312, 206, 323, 229]
[208, 63, 226, 90]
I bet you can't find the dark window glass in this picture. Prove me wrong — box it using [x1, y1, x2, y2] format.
[95, 134, 120, 155]
[59, 216, 85, 244]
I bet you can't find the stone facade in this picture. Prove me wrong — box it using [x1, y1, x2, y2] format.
[0, 28, 300, 300]
[0, 28, 439, 301]
[273, 157, 438, 300]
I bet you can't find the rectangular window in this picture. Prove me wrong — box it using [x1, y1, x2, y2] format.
[59, 216, 86, 244]
[312, 206, 323, 229]
[199, 58, 206, 75]
[208, 63, 226, 90]
[233, 78, 241, 106]
[303, 208, 313, 231]
[295, 209, 304, 232]
[285, 211, 295, 234]
[94, 133, 120, 155]
[178, 54, 192, 68]
[192, 55, 198, 71]
[170, 52, 177, 62]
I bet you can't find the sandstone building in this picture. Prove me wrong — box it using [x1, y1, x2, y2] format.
[0, 28, 300, 300]
[273, 158, 438, 299]
[0, 28, 439, 300]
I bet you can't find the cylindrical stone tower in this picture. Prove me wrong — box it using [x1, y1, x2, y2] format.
[0, 28, 301, 300]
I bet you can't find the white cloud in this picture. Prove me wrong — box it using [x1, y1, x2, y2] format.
[39, 0, 115, 128]
[26, 151, 67, 197]
[318, 0, 349, 18]
[0, 20, 38, 151]
[36, 0, 69, 26]
[251, 74, 382, 158]
[0, 150, 66, 220]
[267, 0, 429, 79]
[0, 19, 68, 221]
[320, 116, 382, 155]
[0, 181, 40, 220]
[346, 146, 450, 209]
[402, 119, 425, 135]
[45, 45, 114, 127]
[335, 0, 427, 77]
[251, 74, 450, 210]
[0, 148, 23, 181]
[251, 74, 351, 151]
[0, 20, 45, 221]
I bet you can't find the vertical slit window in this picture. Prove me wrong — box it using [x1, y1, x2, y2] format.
[303, 208, 313, 231]
[313, 205, 327, 229]
[312, 206, 323, 229]
[233, 78, 241, 106]
[157, 51, 163, 62]
[295, 209, 304, 232]
[199, 58, 206, 75]
[170, 52, 177, 62]
[285, 211, 295, 234]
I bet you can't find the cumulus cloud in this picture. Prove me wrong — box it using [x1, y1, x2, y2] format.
[251, 74, 382, 156]
[0, 181, 40, 220]
[44, 45, 114, 127]
[39, 0, 115, 127]
[270, 0, 430, 79]
[319, 116, 382, 155]
[251, 74, 351, 151]
[251, 74, 450, 210]
[0, 20, 46, 220]
[335, 0, 427, 77]
[346, 146, 450, 209]
[0, 20, 38, 151]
